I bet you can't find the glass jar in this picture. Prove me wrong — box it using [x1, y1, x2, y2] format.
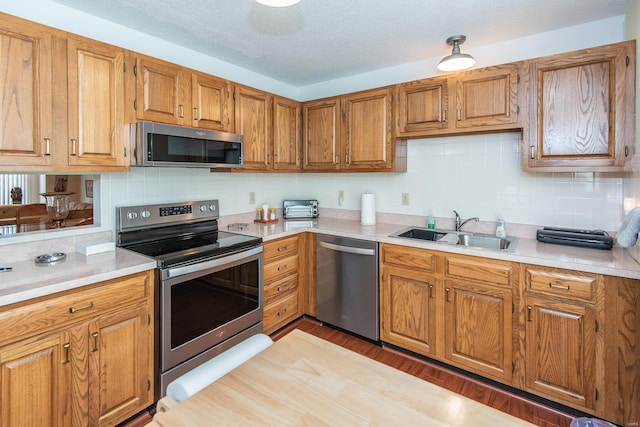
[269, 207, 276, 221]
[256, 208, 263, 221]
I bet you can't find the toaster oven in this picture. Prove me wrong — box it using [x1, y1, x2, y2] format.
[283, 200, 319, 219]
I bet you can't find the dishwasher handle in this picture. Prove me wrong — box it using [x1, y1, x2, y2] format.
[318, 241, 376, 256]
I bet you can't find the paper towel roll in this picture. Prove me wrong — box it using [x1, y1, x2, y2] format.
[361, 193, 376, 225]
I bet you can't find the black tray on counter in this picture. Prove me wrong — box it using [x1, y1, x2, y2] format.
[536, 227, 614, 250]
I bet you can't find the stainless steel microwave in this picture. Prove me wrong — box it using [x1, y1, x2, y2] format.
[130, 122, 244, 168]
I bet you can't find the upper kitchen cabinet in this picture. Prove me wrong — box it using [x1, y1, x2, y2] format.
[234, 85, 272, 170]
[134, 55, 190, 125]
[272, 96, 302, 171]
[523, 41, 636, 172]
[66, 35, 128, 170]
[397, 63, 521, 138]
[303, 88, 406, 172]
[191, 72, 233, 131]
[303, 97, 341, 170]
[0, 15, 54, 169]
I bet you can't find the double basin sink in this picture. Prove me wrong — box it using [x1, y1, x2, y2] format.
[390, 227, 517, 252]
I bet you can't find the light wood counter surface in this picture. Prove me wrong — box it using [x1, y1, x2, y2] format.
[150, 330, 534, 426]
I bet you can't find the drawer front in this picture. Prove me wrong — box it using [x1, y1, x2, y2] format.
[380, 244, 436, 273]
[264, 291, 299, 334]
[264, 273, 299, 304]
[264, 254, 299, 283]
[0, 272, 150, 346]
[525, 267, 596, 302]
[264, 235, 299, 262]
[444, 255, 514, 287]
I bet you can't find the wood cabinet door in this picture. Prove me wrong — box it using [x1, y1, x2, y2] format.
[67, 36, 127, 169]
[303, 98, 341, 170]
[342, 87, 394, 170]
[397, 77, 449, 135]
[273, 96, 302, 170]
[455, 63, 520, 129]
[88, 304, 151, 427]
[135, 56, 188, 125]
[0, 333, 70, 427]
[0, 17, 53, 167]
[380, 265, 437, 356]
[524, 41, 634, 171]
[524, 295, 597, 411]
[191, 73, 232, 131]
[235, 85, 272, 170]
[443, 280, 513, 383]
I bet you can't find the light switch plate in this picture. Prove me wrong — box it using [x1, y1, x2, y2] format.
[249, 192, 256, 204]
[401, 193, 409, 206]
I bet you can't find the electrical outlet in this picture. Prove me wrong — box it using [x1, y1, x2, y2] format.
[401, 192, 409, 206]
[338, 190, 345, 205]
[249, 192, 256, 204]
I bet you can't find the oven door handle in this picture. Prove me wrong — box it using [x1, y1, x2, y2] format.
[165, 246, 263, 279]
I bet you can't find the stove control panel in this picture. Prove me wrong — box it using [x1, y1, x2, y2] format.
[117, 199, 219, 231]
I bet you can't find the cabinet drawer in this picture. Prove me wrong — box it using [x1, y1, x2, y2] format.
[264, 273, 298, 304]
[264, 291, 299, 334]
[525, 267, 596, 302]
[264, 235, 299, 262]
[264, 254, 299, 283]
[444, 255, 514, 287]
[380, 244, 436, 273]
[0, 272, 150, 346]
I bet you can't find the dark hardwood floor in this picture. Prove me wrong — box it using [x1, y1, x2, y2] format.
[274, 317, 580, 427]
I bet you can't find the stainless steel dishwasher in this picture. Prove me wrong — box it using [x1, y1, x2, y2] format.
[316, 234, 379, 341]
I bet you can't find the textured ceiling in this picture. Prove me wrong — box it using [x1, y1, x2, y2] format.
[52, 0, 631, 86]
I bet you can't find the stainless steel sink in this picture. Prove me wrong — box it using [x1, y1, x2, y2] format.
[390, 227, 517, 252]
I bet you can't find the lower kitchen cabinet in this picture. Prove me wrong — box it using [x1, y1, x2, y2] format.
[0, 271, 154, 427]
[263, 235, 301, 334]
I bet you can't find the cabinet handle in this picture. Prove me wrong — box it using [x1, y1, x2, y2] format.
[69, 301, 94, 313]
[445, 287, 451, 302]
[277, 246, 288, 252]
[62, 342, 70, 364]
[549, 282, 570, 291]
[277, 286, 282, 292]
[335, 154, 339, 164]
[70, 139, 77, 156]
[277, 308, 287, 316]
[178, 104, 184, 118]
[44, 138, 51, 156]
[428, 284, 434, 299]
[442, 109, 448, 123]
[91, 332, 99, 352]
[277, 265, 287, 272]
[456, 107, 461, 121]
[529, 146, 535, 160]
[345, 153, 350, 164]
[193, 107, 199, 120]
[527, 305, 533, 322]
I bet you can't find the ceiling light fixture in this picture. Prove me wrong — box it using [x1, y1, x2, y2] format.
[437, 35, 476, 72]
[255, 0, 301, 7]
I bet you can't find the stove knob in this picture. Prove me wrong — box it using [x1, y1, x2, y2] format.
[141, 210, 151, 219]
[127, 211, 138, 221]
[209, 204, 216, 211]
[199, 205, 207, 213]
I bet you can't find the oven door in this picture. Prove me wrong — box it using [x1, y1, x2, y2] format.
[160, 246, 263, 372]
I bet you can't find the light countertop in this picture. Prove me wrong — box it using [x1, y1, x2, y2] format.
[237, 217, 640, 280]
[0, 248, 156, 307]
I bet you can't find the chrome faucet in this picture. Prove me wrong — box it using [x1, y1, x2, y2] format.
[453, 210, 479, 232]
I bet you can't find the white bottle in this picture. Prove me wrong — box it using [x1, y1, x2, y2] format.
[495, 217, 507, 238]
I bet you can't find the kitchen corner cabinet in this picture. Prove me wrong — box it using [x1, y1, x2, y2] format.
[523, 41, 636, 172]
[380, 244, 516, 385]
[523, 266, 602, 414]
[263, 235, 301, 334]
[303, 87, 406, 172]
[0, 271, 154, 427]
[397, 63, 520, 138]
[67, 35, 128, 170]
[234, 85, 272, 170]
[0, 15, 54, 168]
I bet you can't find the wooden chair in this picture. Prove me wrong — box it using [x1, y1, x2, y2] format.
[15, 204, 49, 232]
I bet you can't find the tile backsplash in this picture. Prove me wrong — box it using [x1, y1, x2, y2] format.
[99, 132, 625, 235]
